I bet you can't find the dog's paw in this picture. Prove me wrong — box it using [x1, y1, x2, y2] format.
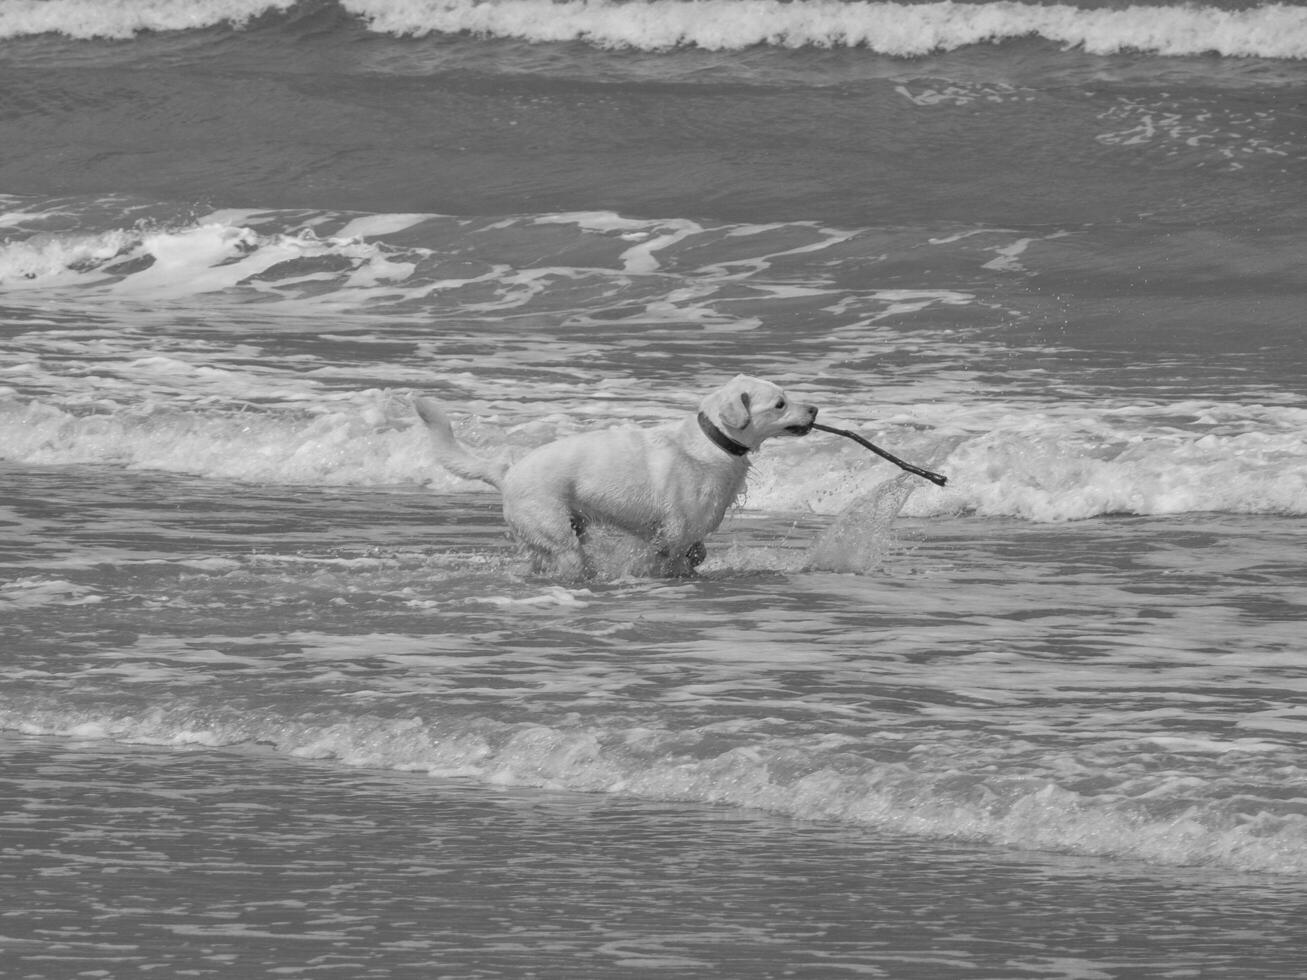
[685, 541, 707, 569]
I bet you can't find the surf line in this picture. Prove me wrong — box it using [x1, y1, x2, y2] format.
[811, 422, 948, 487]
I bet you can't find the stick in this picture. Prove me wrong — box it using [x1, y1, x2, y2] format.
[811, 423, 948, 487]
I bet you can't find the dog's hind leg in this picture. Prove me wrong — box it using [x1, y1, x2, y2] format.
[504, 498, 592, 580]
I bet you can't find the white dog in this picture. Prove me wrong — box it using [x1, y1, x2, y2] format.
[416, 375, 818, 579]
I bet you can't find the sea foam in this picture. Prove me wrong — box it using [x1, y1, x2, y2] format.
[0, 0, 297, 40]
[0, 215, 418, 303]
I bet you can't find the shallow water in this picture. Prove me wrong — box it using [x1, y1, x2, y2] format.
[6, 733, 1307, 979]
[3, 0, 1307, 974]
[5, 464, 1306, 880]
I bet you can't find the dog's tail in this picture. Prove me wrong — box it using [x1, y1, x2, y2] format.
[414, 397, 508, 491]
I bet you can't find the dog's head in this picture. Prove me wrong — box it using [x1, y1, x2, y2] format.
[699, 375, 818, 451]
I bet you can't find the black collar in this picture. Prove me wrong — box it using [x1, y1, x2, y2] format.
[697, 412, 750, 457]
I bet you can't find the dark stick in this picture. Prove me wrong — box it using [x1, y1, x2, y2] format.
[811, 422, 948, 487]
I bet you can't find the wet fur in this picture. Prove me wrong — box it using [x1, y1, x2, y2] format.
[416, 375, 818, 579]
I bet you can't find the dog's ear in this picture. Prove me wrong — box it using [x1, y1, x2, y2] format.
[719, 391, 751, 430]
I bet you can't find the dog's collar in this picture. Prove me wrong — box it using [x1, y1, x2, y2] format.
[697, 412, 751, 457]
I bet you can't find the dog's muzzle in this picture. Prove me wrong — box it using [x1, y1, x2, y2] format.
[785, 407, 819, 435]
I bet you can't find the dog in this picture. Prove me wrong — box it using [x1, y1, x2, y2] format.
[415, 375, 818, 579]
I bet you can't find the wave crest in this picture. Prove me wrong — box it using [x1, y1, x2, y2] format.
[351, 0, 1307, 59]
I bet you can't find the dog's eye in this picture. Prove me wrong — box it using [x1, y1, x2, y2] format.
[776, 399, 786, 410]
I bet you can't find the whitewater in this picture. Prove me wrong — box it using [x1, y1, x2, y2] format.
[4, 202, 1305, 521]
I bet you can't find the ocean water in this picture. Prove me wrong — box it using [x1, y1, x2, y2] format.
[3, 0, 1307, 975]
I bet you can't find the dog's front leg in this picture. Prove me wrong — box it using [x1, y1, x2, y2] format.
[652, 543, 706, 577]
[651, 519, 707, 577]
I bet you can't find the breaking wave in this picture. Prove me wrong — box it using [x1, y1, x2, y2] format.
[2, 0, 1305, 59]
[4, 394, 1307, 521]
[6, 697, 1306, 875]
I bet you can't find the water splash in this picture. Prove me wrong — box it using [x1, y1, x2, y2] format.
[803, 436, 962, 571]
[804, 473, 917, 573]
